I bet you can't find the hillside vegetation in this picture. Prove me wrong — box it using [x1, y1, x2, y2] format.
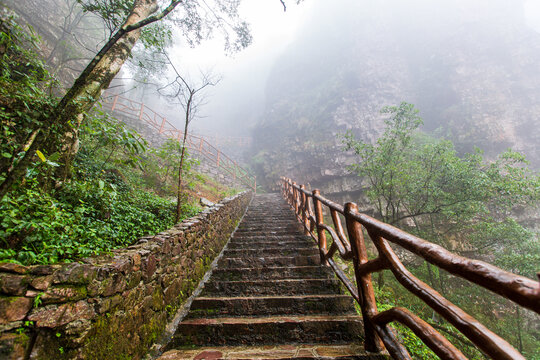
[0, 17, 236, 265]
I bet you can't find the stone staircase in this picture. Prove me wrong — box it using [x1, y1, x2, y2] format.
[158, 193, 386, 359]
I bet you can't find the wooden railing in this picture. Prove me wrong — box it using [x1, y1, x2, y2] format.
[281, 177, 540, 360]
[100, 93, 256, 191]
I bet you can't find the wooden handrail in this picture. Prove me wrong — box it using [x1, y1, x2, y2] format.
[100, 92, 256, 191]
[281, 177, 539, 360]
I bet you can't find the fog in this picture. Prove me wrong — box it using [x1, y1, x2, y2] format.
[121, 0, 540, 165]
[10, 0, 539, 162]
[163, 0, 539, 166]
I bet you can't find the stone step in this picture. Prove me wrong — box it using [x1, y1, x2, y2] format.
[158, 344, 388, 360]
[222, 248, 320, 258]
[217, 255, 320, 268]
[211, 266, 333, 281]
[167, 315, 364, 348]
[231, 234, 311, 241]
[236, 224, 302, 234]
[187, 294, 356, 318]
[161, 193, 387, 360]
[201, 279, 344, 296]
[236, 222, 301, 228]
[237, 219, 299, 225]
[226, 240, 315, 250]
[233, 229, 302, 236]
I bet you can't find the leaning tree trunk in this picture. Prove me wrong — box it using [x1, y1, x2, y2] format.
[55, 0, 159, 180]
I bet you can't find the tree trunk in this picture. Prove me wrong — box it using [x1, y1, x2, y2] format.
[515, 304, 523, 353]
[56, 0, 159, 180]
[175, 142, 187, 223]
[426, 260, 436, 289]
[176, 95, 192, 223]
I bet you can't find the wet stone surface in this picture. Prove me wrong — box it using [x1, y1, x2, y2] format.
[160, 193, 389, 359]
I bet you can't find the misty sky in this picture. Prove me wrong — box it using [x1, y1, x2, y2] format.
[128, 0, 540, 138]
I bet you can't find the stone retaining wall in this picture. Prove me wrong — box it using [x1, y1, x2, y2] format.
[0, 191, 252, 360]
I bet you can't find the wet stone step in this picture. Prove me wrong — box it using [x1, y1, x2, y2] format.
[158, 344, 388, 360]
[234, 227, 303, 234]
[226, 241, 315, 250]
[234, 230, 304, 238]
[217, 255, 321, 268]
[211, 266, 334, 281]
[222, 248, 320, 258]
[237, 219, 299, 224]
[187, 295, 356, 318]
[236, 223, 302, 229]
[167, 315, 364, 348]
[231, 234, 312, 241]
[201, 279, 344, 296]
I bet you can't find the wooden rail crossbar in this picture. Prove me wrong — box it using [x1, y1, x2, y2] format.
[281, 177, 540, 360]
[100, 93, 256, 191]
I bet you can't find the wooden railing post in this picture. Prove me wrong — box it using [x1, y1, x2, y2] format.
[139, 103, 144, 120]
[111, 94, 119, 110]
[159, 118, 166, 133]
[300, 185, 309, 235]
[345, 202, 384, 353]
[285, 179, 291, 205]
[313, 189, 328, 265]
[292, 182, 299, 215]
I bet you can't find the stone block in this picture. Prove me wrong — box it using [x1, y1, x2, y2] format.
[30, 275, 53, 291]
[87, 273, 126, 297]
[0, 274, 28, 296]
[41, 285, 87, 304]
[111, 256, 132, 273]
[0, 263, 28, 274]
[28, 300, 95, 328]
[0, 297, 32, 324]
[131, 253, 142, 271]
[0, 332, 26, 359]
[142, 255, 157, 281]
[52, 263, 97, 285]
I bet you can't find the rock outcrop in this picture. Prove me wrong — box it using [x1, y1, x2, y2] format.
[251, 0, 540, 202]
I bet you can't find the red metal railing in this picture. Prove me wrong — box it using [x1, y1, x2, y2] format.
[282, 177, 539, 360]
[100, 93, 256, 191]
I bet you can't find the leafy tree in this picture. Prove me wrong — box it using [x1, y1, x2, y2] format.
[0, 0, 253, 200]
[341, 102, 540, 357]
[341, 102, 539, 279]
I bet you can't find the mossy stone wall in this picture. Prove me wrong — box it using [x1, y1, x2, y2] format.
[0, 191, 252, 360]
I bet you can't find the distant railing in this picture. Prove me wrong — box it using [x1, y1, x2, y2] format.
[281, 177, 539, 360]
[100, 93, 256, 191]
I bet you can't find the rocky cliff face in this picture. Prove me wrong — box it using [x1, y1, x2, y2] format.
[250, 0, 540, 202]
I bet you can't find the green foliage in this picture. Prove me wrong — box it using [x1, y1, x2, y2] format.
[341, 102, 539, 276]
[0, 13, 57, 183]
[341, 102, 540, 358]
[0, 98, 209, 265]
[76, 0, 133, 36]
[0, 171, 176, 264]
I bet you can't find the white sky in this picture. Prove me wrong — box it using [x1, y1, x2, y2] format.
[154, 0, 314, 134]
[137, 0, 540, 135]
[524, 0, 540, 32]
[170, 0, 313, 76]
